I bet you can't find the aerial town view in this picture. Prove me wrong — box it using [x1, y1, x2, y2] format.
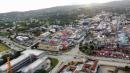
[0, 0, 130, 73]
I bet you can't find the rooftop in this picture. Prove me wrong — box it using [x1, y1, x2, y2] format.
[22, 49, 44, 56]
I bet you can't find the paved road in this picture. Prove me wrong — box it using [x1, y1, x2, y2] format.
[0, 36, 25, 51]
[64, 44, 80, 55]
[99, 60, 130, 67]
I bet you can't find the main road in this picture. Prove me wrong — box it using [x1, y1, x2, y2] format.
[0, 36, 25, 51]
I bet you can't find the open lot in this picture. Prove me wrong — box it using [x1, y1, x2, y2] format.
[100, 65, 128, 73]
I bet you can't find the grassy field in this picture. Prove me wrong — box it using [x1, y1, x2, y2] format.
[0, 43, 10, 52]
[50, 58, 59, 68]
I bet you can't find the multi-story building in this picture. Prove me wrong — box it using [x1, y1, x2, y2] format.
[0, 49, 45, 73]
[0, 54, 36, 73]
[17, 57, 48, 73]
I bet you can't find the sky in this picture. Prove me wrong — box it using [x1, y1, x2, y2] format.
[0, 0, 121, 13]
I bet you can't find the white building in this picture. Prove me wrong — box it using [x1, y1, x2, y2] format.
[0, 54, 35, 73]
[16, 36, 29, 41]
[0, 49, 45, 73]
[18, 57, 48, 73]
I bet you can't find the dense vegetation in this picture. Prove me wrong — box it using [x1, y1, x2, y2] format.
[0, 32, 11, 37]
[79, 42, 95, 55]
[34, 69, 47, 73]
[0, 21, 13, 28]
[79, 31, 99, 55]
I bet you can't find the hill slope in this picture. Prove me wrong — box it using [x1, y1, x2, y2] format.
[0, 0, 130, 22]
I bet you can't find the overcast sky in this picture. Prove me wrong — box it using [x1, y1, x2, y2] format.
[0, 0, 121, 13]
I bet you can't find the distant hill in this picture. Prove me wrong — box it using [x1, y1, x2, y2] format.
[0, 5, 89, 21]
[0, 0, 130, 22]
[101, 0, 130, 8]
